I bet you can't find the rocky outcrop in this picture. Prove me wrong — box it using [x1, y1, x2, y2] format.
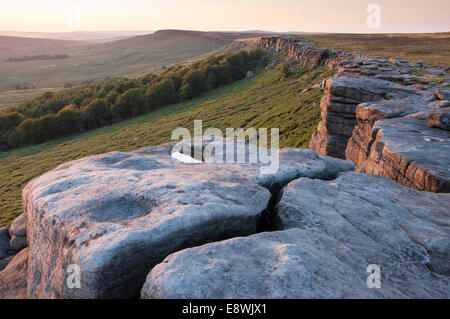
[0, 248, 29, 299]
[346, 93, 449, 192]
[310, 76, 423, 159]
[0, 214, 28, 273]
[426, 109, 450, 131]
[349, 115, 449, 193]
[284, 42, 450, 193]
[259, 37, 345, 69]
[142, 172, 449, 299]
[259, 36, 450, 192]
[9, 213, 27, 251]
[24, 139, 353, 299]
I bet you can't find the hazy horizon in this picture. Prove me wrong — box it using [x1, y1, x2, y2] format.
[2, 29, 450, 35]
[1, 0, 450, 34]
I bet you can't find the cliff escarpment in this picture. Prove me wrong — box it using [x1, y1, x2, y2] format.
[260, 36, 450, 193]
[259, 37, 344, 69]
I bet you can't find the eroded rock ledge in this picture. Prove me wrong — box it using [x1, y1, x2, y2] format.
[347, 103, 450, 192]
[319, 55, 449, 193]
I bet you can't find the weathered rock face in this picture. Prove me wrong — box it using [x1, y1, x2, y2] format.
[24, 139, 353, 299]
[8, 213, 27, 251]
[310, 76, 423, 159]
[0, 214, 27, 272]
[143, 172, 449, 299]
[0, 248, 29, 299]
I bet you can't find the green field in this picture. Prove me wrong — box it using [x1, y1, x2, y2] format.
[0, 66, 331, 226]
[0, 30, 253, 100]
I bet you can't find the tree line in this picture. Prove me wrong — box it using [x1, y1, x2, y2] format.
[0, 49, 269, 151]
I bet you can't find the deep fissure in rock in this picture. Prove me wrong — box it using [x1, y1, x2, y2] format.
[257, 170, 347, 232]
[257, 182, 284, 232]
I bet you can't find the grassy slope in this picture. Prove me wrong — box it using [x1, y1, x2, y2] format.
[0, 67, 331, 226]
[0, 30, 250, 98]
[300, 32, 450, 65]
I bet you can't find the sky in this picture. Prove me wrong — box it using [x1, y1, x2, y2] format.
[1, 0, 449, 33]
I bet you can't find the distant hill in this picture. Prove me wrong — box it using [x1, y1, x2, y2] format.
[242, 30, 315, 35]
[0, 31, 154, 43]
[0, 30, 256, 103]
[0, 35, 85, 55]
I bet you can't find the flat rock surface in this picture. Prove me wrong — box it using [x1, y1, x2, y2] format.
[143, 172, 449, 299]
[347, 94, 450, 192]
[328, 76, 420, 102]
[142, 229, 396, 299]
[356, 96, 436, 124]
[25, 139, 353, 298]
